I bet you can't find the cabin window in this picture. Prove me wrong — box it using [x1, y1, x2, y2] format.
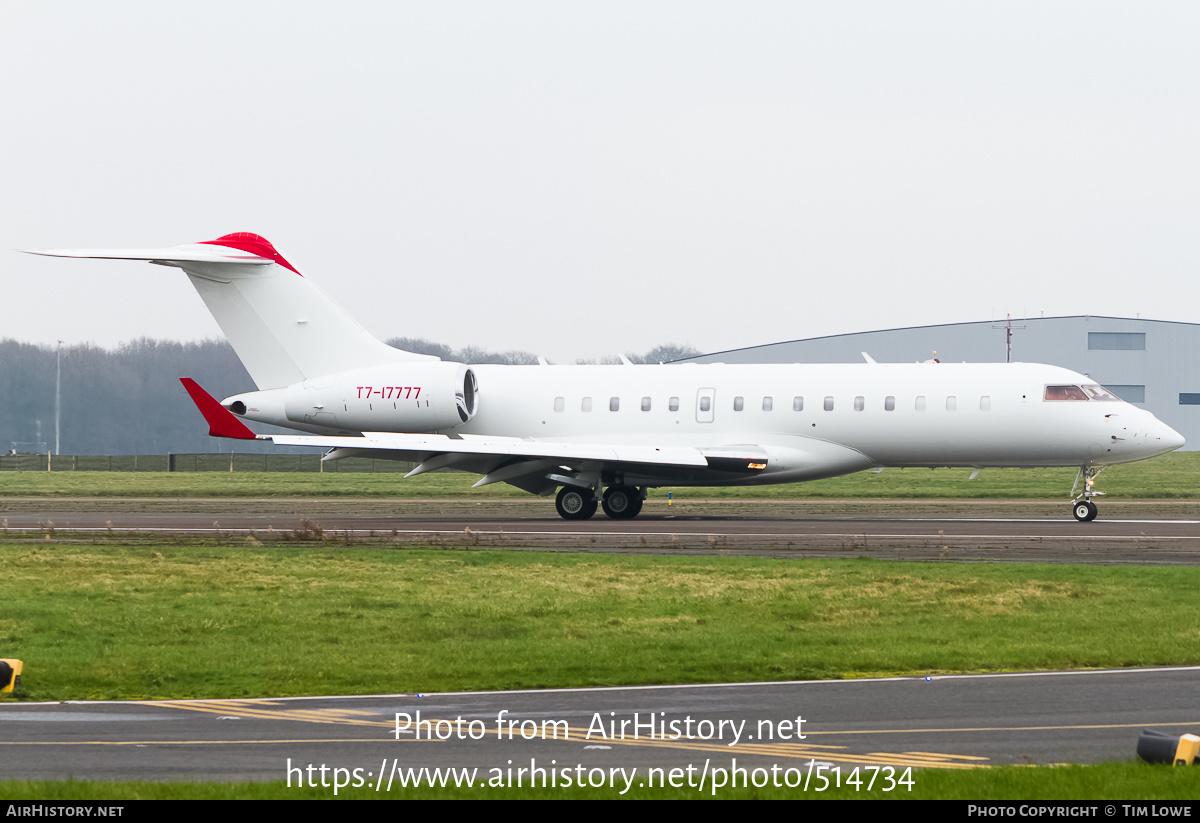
[946, 396, 957, 411]
[824, 396, 834, 411]
[554, 397, 564, 412]
[733, 396, 744, 411]
[762, 396, 773, 411]
[884, 395, 895, 411]
[700, 397, 711, 412]
[793, 396, 804, 411]
[980, 396, 991, 411]
[669, 396, 680, 411]
[610, 397, 620, 411]
[853, 396, 864, 411]
[581, 397, 592, 412]
[915, 396, 926, 411]
[641, 396, 651, 411]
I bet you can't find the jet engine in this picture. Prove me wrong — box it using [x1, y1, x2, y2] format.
[224, 362, 478, 434]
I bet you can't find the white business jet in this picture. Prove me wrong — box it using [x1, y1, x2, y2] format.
[27, 233, 1185, 522]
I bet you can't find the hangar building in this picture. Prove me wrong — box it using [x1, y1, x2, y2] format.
[683, 316, 1198, 450]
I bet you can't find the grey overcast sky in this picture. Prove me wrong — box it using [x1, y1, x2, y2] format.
[3, 1, 1198, 363]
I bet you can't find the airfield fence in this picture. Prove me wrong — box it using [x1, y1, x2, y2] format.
[0, 454, 416, 473]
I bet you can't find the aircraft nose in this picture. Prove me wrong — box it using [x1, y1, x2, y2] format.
[1112, 413, 1186, 461]
[1138, 416, 1185, 457]
[1158, 422, 1186, 452]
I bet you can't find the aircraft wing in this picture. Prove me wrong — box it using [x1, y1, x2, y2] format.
[265, 431, 737, 495]
[268, 432, 709, 467]
[180, 377, 766, 494]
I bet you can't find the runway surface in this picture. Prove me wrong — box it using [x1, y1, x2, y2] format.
[3, 667, 1197, 786]
[1, 497, 1198, 563]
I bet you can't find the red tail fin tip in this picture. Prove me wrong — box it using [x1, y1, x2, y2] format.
[197, 232, 302, 275]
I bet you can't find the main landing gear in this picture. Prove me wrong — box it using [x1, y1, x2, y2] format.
[555, 486, 597, 520]
[1070, 466, 1105, 522]
[555, 485, 645, 520]
[602, 485, 643, 520]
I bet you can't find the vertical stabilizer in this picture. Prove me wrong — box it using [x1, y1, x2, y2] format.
[26, 233, 436, 389]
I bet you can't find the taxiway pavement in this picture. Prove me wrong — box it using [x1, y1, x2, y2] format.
[3, 668, 1197, 786]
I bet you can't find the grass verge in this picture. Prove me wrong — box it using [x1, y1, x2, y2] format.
[3, 542, 1198, 700]
[0, 451, 1196, 499]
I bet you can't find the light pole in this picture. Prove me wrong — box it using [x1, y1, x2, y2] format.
[55, 338, 61, 456]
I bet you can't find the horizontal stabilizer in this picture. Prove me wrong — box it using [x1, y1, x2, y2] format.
[23, 246, 273, 266]
[24, 232, 296, 271]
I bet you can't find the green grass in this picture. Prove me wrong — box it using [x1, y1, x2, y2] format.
[3, 761, 1198, 799]
[4, 543, 1199, 700]
[0, 451, 1195, 499]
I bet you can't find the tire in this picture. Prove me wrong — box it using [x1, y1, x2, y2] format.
[556, 486, 597, 520]
[602, 486, 642, 519]
[1072, 501, 1098, 522]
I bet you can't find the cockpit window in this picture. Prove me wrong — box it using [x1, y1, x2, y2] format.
[1044, 384, 1122, 402]
[1045, 385, 1089, 401]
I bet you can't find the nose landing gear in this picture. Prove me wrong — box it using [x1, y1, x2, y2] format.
[1070, 466, 1105, 522]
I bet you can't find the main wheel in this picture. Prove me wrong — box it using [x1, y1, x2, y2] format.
[556, 486, 597, 520]
[602, 485, 642, 520]
[1072, 501, 1098, 522]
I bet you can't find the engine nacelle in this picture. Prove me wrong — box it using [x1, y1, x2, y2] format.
[225, 362, 478, 434]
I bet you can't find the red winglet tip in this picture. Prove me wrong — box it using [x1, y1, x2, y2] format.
[197, 232, 302, 276]
[180, 378, 257, 440]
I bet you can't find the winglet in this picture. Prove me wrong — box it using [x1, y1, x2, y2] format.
[179, 378, 258, 439]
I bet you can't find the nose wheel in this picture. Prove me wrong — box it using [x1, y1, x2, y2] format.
[1069, 466, 1105, 522]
